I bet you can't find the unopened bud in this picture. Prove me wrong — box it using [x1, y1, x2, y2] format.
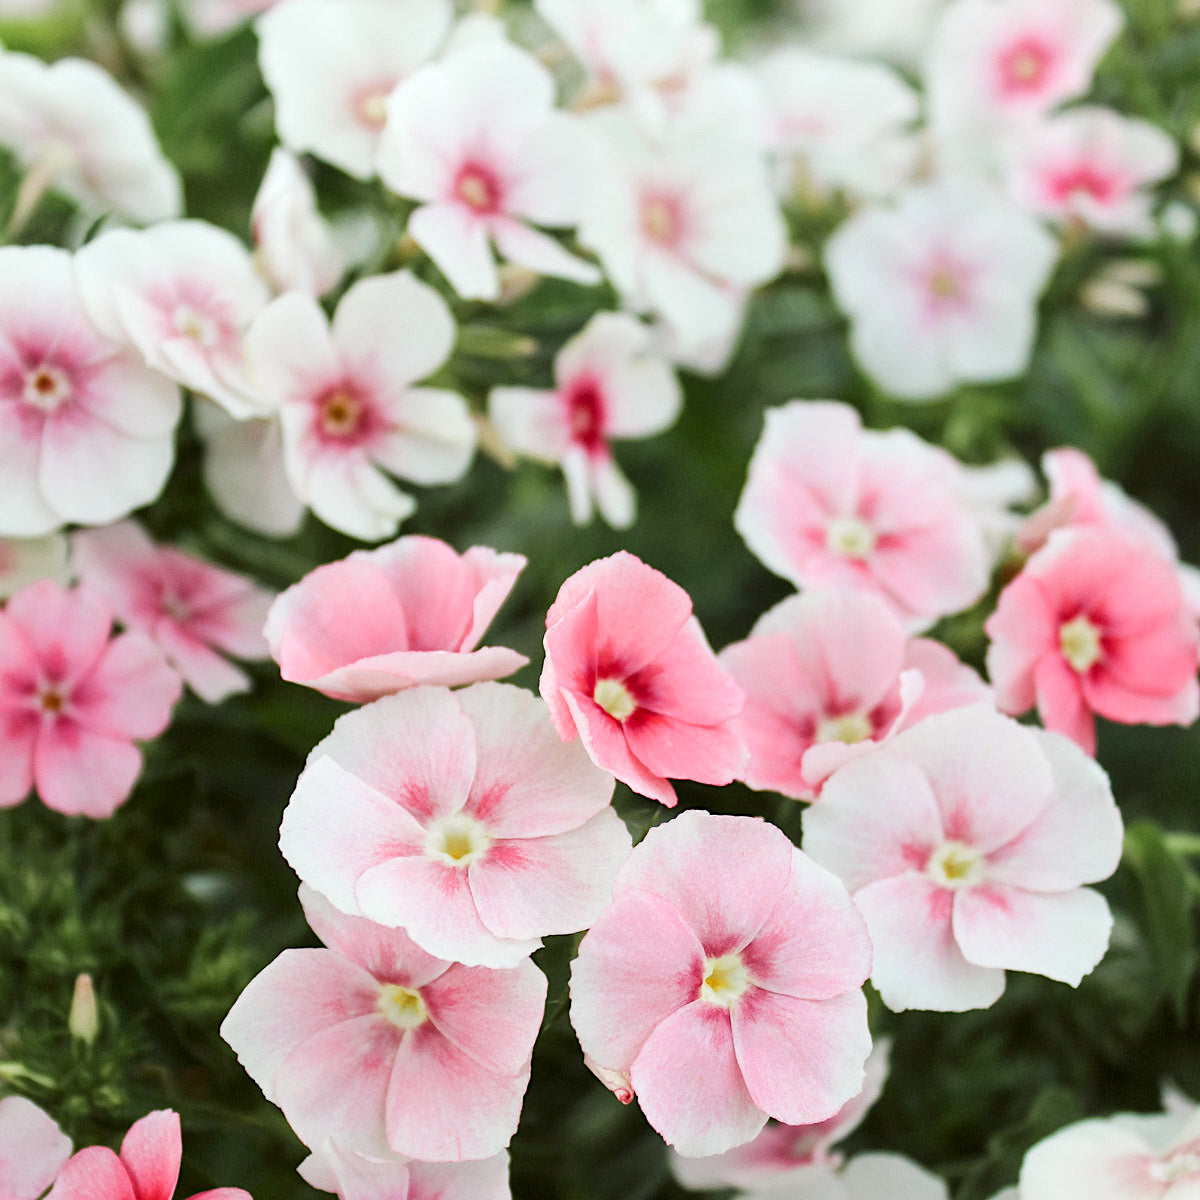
[1080, 278, 1149, 319]
[68, 973, 99, 1046]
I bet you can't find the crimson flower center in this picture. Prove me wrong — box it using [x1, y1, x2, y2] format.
[999, 37, 1054, 93]
[23, 364, 72, 412]
[565, 377, 607, 455]
[1049, 164, 1118, 204]
[318, 388, 366, 439]
[38, 685, 65, 715]
[455, 163, 503, 215]
[640, 192, 685, 248]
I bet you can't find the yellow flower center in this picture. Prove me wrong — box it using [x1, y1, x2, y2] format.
[699, 954, 750, 1008]
[1059, 615, 1103, 673]
[825, 516, 876, 559]
[377, 984, 428, 1029]
[425, 813, 490, 868]
[593, 677, 637, 722]
[815, 711, 874, 745]
[926, 841, 985, 890]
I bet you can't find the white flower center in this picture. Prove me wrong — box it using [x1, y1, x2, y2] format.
[173, 305, 220, 348]
[825, 516, 876, 559]
[355, 86, 393, 130]
[22, 365, 72, 412]
[815, 711, 874, 745]
[1059, 615, 1103, 673]
[593, 677, 636, 722]
[377, 983, 428, 1030]
[1150, 1151, 1200, 1184]
[699, 954, 750, 1008]
[926, 841, 985, 890]
[424, 813, 490, 868]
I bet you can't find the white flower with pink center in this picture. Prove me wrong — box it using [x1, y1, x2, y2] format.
[299, 1140, 511, 1200]
[489, 312, 681, 529]
[257, 0, 452, 180]
[183, 0, 276, 39]
[0, 51, 180, 224]
[377, 39, 601, 301]
[280, 683, 631, 968]
[0, 1096, 72, 1200]
[825, 183, 1059, 400]
[0, 534, 70, 600]
[1005, 106, 1179, 236]
[807, 0, 946, 66]
[735, 1154, 949, 1200]
[0, 245, 181, 537]
[578, 113, 786, 351]
[734, 402, 994, 630]
[74, 220, 270, 419]
[803, 705, 1124, 1012]
[244, 270, 475, 541]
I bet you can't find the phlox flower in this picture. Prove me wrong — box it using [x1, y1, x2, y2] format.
[244, 271, 475, 541]
[0, 245, 181, 537]
[0, 580, 181, 817]
[986, 527, 1200, 754]
[803, 705, 1124, 1012]
[569, 810, 872, 1156]
[540, 551, 745, 807]
[0, 533, 69, 599]
[265, 536, 527, 702]
[280, 683, 631, 967]
[734, 402, 993, 630]
[0, 51, 180, 223]
[74, 220, 270, 418]
[488, 312, 682, 529]
[0, 1096, 71, 1200]
[45, 1109, 249, 1200]
[72, 521, 275, 705]
[251, 148, 345, 296]
[221, 885, 546, 1162]
[298, 1140, 510, 1200]
[182, 0, 276, 38]
[720, 590, 990, 801]
[1005, 107, 1179, 235]
[377, 39, 600, 300]
[824, 183, 1059, 400]
[738, 1155, 948, 1200]
[806, 0, 945, 66]
[257, 0, 452, 180]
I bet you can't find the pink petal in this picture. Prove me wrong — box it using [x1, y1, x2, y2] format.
[629, 617, 745, 726]
[5, 580, 111, 680]
[1020, 1121, 1163, 1200]
[309, 647, 528, 703]
[34, 720, 143, 818]
[1034, 656, 1096, 753]
[71, 632, 181, 740]
[408, 202, 499, 300]
[491, 218, 602, 286]
[985, 574, 1057, 715]
[460, 546, 528, 650]
[621, 709, 746, 788]
[46, 1147, 135, 1200]
[406, 1156, 512, 1200]
[0, 1096, 73, 1200]
[187, 1191, 253, 1200]
[151, 622, 249, 704]
[0, 704, 37, 807]
[118, 1111, 181, 1200]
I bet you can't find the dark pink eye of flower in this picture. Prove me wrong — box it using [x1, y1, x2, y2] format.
[565, 376, 607, 455]
[22, 364, 73, 412]
[1047, 163, 1119, 204]
[454, 162, 504, 215]
[996, 35, 1055, 96]
[352, 80, 396, 131]
[640, 190, 686, 248]
[315, 384, 370, 441]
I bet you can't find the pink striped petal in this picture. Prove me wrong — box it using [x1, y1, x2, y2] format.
[119, 1111, 180, 1200]
[622, 710, 745, 789]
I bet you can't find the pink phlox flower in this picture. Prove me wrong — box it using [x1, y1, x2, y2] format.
[720, 589, 990, 802]
[244, 270, 475, 541]
[298, 1139, 511, 1200]
[539, 551, 746, 807]
[220, 885, 547, 1162]
[488, 312, 682, 529]
[279, 682, 631, 967]
[72, 520, 275, 705]
[265, 536, 527, 702]
[377, 39, 601, 300]
[803, 705, 1124, 1012]
[736, 1153, 950, 1200]
[74, 220, 271, 419]
[0, 1096, 72, 1200]
[257, 0, 453, 180]
[569, 810, 873, 1156]
[0, 51, 180, 223]
[45, 1109, 251, 1200]
[986, 526, 1200, 754]
[0, 245, 181, 537]
[0, 579, 182, 818]
[0, 533, 70, 599]
[825, 183, 1059, 400]
[182, 0, 277, 38]
[734, 402, 994, 631]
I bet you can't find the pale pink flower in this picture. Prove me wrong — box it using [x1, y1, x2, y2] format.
[377, 40, 600, 300]
[265, 536, 527, 702]
[280, 683, 630, 967]
[824, 184, 1058, 400]
[0, 580, 181, 818]
[0, 245, 181, 538]
[734, 402, 994, 630]
[540, 551, 745, 807]
[74, 221, 270, 418]
[803, 705, 1124, 1012]
[72, 521, 274, 705]
[45, 1109, 250, 1200]
[488, 312, 681, 528]
[0, 533, 70, 599]
[578, 113, 785, 351]
[220, 885, 546, 1162]
[257, 0, 452, 180]
[0, 1096, 72, 1200]
[0, 52, 180, 223]
[738, 1154, 949, 1200]
[244, 271, 475, 541]
[298, 1140, 510, 1200]
[986, 527, 1200, 754]
[720, 590, 990, 801]
[807, 0, 946, 66]
[569, 810, 872, 1156]
[251, 148, 344, 296]
[183, 0, 275, 38]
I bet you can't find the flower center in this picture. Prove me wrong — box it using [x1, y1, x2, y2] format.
[38, 685, 65, 715]
[699, 954, 750, 1008]
[454, 163, 503, 215]
[593, 677, 636, 722]
[999, 37, 1053, 94]
[377, 983, 428, 1029]
[1059, 615, 1102, 673]
[641, 192, 684, 247]
[825, 516, 876, 559]
[815, 711, 874, 745]
[22, 364, 72, 412]
[566, 377, 606, 454]
[926, 841, 985, 890]
[318, 388, 366, 439]
[160, 591, 191, 623]
[425, 813, 491, 868]
[1150, 1151, 1200, 1184]
[174, 305, 221, 348]
[355, 85, 393, 130]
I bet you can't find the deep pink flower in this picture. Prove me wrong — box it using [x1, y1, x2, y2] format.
[569, 810, 872, 1156]
[73, 521, 274, 705]
[0, 580, 181, 818]
[986, 527, 1199, 754]
[0, 1096, 72, 1200]
[298, 1140, 510, 1200]
[539, 552, 745, 807]
[265, 537, 527, 703]
[46, 1109, 250, 1200]
[221, 886, 546, 1162]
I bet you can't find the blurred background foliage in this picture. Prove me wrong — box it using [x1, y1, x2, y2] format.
[2, 0, 1200, 1197]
